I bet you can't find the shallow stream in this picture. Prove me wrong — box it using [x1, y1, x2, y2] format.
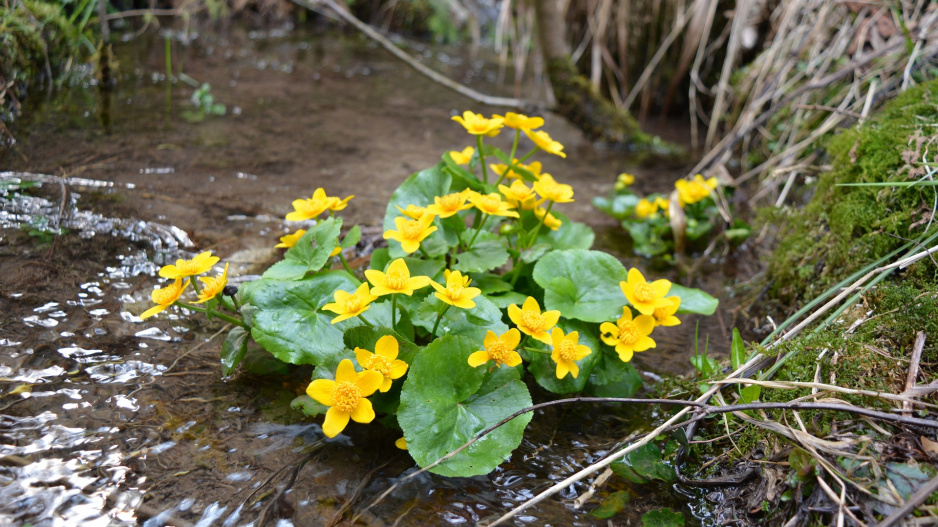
[0, 21, 756, 526]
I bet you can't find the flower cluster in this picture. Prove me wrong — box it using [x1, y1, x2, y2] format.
[141, 251, 232, 320]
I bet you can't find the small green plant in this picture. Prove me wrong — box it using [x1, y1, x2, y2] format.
[138, 110, 720, 477]
[594, 173, 750, 257]
[181, 83, 226, 123]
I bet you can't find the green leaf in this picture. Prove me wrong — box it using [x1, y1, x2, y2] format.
[642, 508, 684, 527]
[788, 447, 817, 481]
[520, 243, 552, 263]
[529, 320, 601, 394]
[536, 212, 595, 250]
[398, 335, 533, 477]
[220, 326, 249, 376]
[413, 295, 508, 345]
[487, 291, 529, 310]
[291, 394, 328, 417]
[669, 284, 719, 315]
[586, 352, 643, 397]
[472, 274, 513, 294]
[341, 225, 362, 249]
[622, 220, 670, 257]
[886, 462, 931, 500]
[263, 218, 343, 280]
[740, 384, 761, 403]
[730, 328, 745, 369]
[590, 490, 630, 519]
[241, 346, 291, 376]
[242, 272, 359, 366]
[611, 443, 675, 483]
[689, 353, 719, 377]
[383, 164, 452, 258]
[593, 194, 640, 220]
[454, 230, 510, 273]
[437, 214, 468, 248]
[533, 249, 626, 323]
[370, 248, 390, 273]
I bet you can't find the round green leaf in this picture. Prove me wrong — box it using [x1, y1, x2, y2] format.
[535, 212, 595, 250]
[413, 295, 508, 345]
[669, 283, 719, 315]
[243, 272, 359, 366]
[532, 249, 627, 322]
[454, 229, 510, 273]
[398, 335, 533, 477]
[263, 218, 342, 280]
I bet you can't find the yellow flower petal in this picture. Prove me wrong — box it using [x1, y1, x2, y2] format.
[322, 407, 351, 438]
[335, 359, 359, 383]
[307, 379, 336, 406]
[468, 350, 490, 367]
[350, 397, 375, 423]
[375, 335, 399, 360]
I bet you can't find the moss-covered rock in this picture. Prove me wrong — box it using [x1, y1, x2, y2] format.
[766, 80, 938, 304]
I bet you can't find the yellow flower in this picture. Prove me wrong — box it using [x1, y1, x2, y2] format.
[430, 269, 481, 309]
[620, 268, 672, 316]
[534, 207, 562, 231]
[508, 296, 560, 345]
[675, 175, 718, 206]
[159, 251, 220, 279]
[140, 278, 189, 319]
[490, 160, 543, 181]
[285, 188, 350, 221]
[615, 173, 635, 190]
[275, 229, 306, 249]
[330, 246, 342, 257]
[384, 214, 438, 254]
[426, 189, 473, 218]
[449, 146, 475, 165]
[600, 307, 656, 362]
[395, 437, 408, 450]
[396, 204, 429, 220]
[653, 296, 682, 327]
[533, 174, 574, 203]
[469, 192, 520, 218]
[354, 335, 409, 393]
[635, 198, 658, 219]
[194, 263, 229, 303]
[498, 180, 538, 210]
[306, 359, 383, 438]
[550, 327, 592, 379]
[452, 111, 504, 137]
[495, 112, 544, 131]
[524, 129, 566, 158]
[654, 196, 670, 216]
[364, 258, 431, 296]
[468, 329, 522, 368]
[322, 283, 377, 323]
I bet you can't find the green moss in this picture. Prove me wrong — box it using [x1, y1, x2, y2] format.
[766, 80, 938, 304]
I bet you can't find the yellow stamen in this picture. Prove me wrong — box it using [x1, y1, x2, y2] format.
[331, 381, 362, 413]
[633, 283, 657, 303]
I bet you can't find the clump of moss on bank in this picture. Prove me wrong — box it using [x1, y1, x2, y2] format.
[1, 1, 91, 119]
[765, 80, 938, 305]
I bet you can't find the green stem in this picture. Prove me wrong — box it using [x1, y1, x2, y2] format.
[358, 314, 375, 328]
[508, 130, 520, 167]
[477, 135, 488, 184]
[418, 246, 431, 259]
[493, 148, 537, 188]
[464, 214, 490, 252]
[524, 346, 551, 355]
[164, 34, 172, 81]
[176, 301, 247, 329]
[391, 293, 398, 331]
[338, 252, 354, 275]
[431, 304, 452, 336]
[509, 260, 525, 286]
[526, 200, 554, 248]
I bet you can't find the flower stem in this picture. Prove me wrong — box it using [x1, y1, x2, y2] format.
[464, 214, 489, 252]
[391, 293, 398, 331]
[419, 245, 431, 259]
[524, 346, 551, 355]
[526, 200, 554, 248]
[477, 135, 488, 184]
[431, 304, 452, 336]
[509, 260, 525, 286]
[338, 251, 355, 275]
[176, 301, 247, 329]
[358, 314, 375, 328]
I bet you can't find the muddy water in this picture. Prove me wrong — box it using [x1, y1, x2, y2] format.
[1, 21, 754, 526]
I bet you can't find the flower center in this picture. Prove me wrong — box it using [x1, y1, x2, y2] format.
[633, 283, 657, 303]
[445, 284, 464, 300]
[653, 306, 669, 320]
[331, 381, 362, 413]
[439, 193, 463, 211]
[402, 220, 423, 240]
[487, 340, 514, 365]
[520, 310, 544, 332]
[556, 339, 578, 362]
[480, 196, 500, 212]
[385, 270, 407, 290]
[617, 321, 640, 345]
[154, 284, 181, 305]
[343, 295, 362, 313]
[364, 355, 393, 377]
